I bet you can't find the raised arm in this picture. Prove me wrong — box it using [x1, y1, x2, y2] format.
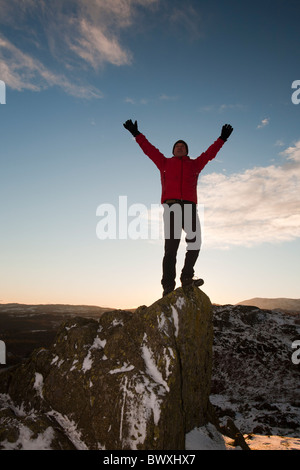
[123, 119, 165, 170]
[220, 124, 233, 142]
[123, 119, 140, 137]
[195, 124, 233, 173]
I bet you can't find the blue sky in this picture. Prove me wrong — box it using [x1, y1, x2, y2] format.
[0, 0, 299, 308]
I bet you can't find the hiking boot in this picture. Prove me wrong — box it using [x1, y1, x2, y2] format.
[163, 286, 174, 297]
[181, 277, 204, 288]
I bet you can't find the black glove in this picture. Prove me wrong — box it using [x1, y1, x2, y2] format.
[220, 124, 233, 142]
[123, 119, 140, 137]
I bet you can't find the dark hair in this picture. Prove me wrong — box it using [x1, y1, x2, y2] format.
[173, 140, 189, 155]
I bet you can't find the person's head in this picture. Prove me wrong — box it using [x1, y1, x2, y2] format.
[173, 140, 188, 157]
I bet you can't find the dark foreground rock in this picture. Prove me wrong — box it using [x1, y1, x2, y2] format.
[211, 304, 300, 437]
[0, 287, 214, 450]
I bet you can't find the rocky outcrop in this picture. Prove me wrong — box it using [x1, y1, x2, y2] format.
[211, 304, 300, 436]
[0, 287, 213, 450]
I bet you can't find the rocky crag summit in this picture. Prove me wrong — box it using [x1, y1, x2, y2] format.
[0, 287, 222, 450]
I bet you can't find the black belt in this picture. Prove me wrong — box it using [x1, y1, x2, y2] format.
[163, 199, 195, 204]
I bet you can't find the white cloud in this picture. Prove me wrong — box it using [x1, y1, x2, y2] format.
[198, 105, 215, 112]
[280, 140, 300, 163]
[198, 140, 300, 249]
[198, 103, 245, 113]
[218, 104, 244, 112]
[0, 0, 159, 96]
[159, 94, 179, 101]
[0, 36, 102, 98]
[67, 16, 132, 69]
[125, 93, 179, 105]
[124, 97, 136, 104]
[124, 97, 149, 105]
[257, 117, 270, 129]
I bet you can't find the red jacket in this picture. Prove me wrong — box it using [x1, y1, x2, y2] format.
[136, 134, 225, 204]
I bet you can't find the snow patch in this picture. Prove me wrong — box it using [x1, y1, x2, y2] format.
[81, 335, 107, 373]
[1, 425, 55, 450]
[157, 312, 169, 336]
[65, 324, 77, 331]
[116, 335, 177, 449]
[51, 355, 59, 365]
[70, 359, 79, 371]
[33, 373, 44, 398]
[109, 363, 135, 374]
[176, 296, 185, 309]
[119, 373, 163, 449]
[186, 423, 227, 450]
[82, 350, 93, 373]
[141, 334, 170, 392]
[92, 336, 106, 349]
[47, 410, 89, 450]
[171, 306, 179, 337]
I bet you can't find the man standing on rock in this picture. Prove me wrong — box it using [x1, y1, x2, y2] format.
[123, 119, 233, 296]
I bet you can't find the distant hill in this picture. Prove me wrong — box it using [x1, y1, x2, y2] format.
[236, 297, 300, 313]
[0, 303, 115, 317]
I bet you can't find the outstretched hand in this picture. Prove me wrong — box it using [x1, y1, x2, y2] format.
[123, 119, 140, 137]
[220, 124, 233, 142]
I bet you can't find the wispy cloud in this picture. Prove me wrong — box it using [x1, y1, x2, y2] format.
[198, 140, 300, 249]
[0, 36, 102, 99]
[159, 94, 179, 101]
[124, 93, 178, 105]
[0, 0, 159, 97]
[281, 139, 300, 163]
[198, 103, 245, 113]
[124, 97, 136, 105]
[218, 103, 245, 112]
[124, 97, 149, 105]
[168, 4, 203, 40]
[257, 117, 270, 129]
[66, 16, 132, 69]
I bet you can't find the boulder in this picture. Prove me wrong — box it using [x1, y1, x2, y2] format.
[1, 286, 213, 450]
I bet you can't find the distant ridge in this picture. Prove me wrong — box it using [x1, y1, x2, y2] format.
[0, 303, 136, 314]
[236, 297, 300, 313]
[0, 303, 115, 317]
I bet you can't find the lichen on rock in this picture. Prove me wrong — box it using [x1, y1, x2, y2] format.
[1, 286, 213, 450]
